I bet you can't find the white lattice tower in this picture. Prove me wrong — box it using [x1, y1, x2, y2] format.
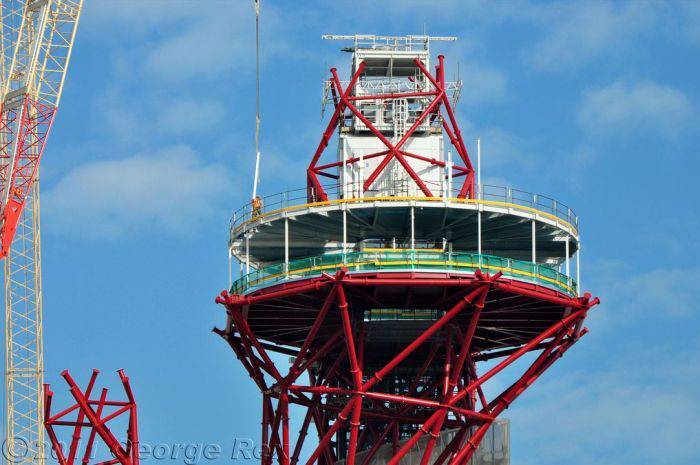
[0, 1, 82, 464]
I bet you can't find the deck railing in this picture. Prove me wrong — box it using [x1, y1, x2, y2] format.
[231, 250, 577, 297]
[230, 181, 579, 236]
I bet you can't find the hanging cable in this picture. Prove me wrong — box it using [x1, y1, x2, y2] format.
[252, 0, 262, 202]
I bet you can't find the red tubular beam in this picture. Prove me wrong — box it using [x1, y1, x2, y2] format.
[46, 370, 140, 465]
[387, 306, 590, 465]
[61, 372, 130, 465]
[228, 305, 283, 381]
[338, 276, 583, 308]
[67, 370, 99, 464]
[261, 394, 271, 465]
[303, 398, 354, 465]
[82, 388, 109, 465]
[223, 279, 333, 306]
[450, 327, 583, 465]
[336, 284, 362, 465]
[294, 329, 343, 377]
[401, 150, 447, 167]
[287, 283, 339, 380]
[468, 357, 488, 410]
[337, 284, 362, 389]
[458, 307, 588, 403]
[215, 330, 269, 392]
[290, 402, 315, 465]
[288, 386, 492, 423]
[314, 150, 389, 171]
[281, 390, 291, 465]
[363, 282, 487, 392]
[308, 62, 367, 201]
[228, 324, 274, 388]
[420, 286, 489, 465]
[392, 152, 433, 197]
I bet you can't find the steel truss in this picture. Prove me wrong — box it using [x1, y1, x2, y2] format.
[0, 3, 82, 465]
[216, 270, 599, 465]
[307, 56, 475, 202]
[43, 370, 139, 465]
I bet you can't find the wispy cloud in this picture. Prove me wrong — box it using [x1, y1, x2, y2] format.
[43, 145, 233, 239]
[524, 2, 658, 72]
[680, 1, 700, 45]
[156, 99, 227, 136]
[577, 80, 693, 140]
[512, 338, 700, 465]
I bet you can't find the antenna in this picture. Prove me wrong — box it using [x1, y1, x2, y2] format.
[252, 0, 261, 200]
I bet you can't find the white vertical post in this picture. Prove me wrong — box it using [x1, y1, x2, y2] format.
[245, 234, 250, 274]
[342, 207, 347, 261]
[531, 220, 536, 263]
[410, 206, 415, 250]
[565, 235, 570, 276]
[342, 140, 348, 198]
[477, 138, 481, 199]
[284, 217, 290, 276]
[477, 210, 482, 255]
[228, 248, 233, 289]
[359, 153, 365, 198]
[576, 247, 581, 296]
[252, 152, 261, 199]
[477, 139, 482, 264]
[447, 151, 453, 198]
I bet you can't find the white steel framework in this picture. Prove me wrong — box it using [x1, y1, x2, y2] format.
[4, 181, 42, 465]
[0, 1, 82, 464]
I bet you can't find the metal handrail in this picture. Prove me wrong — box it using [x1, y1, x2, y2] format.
[230, 181, 579, 236]
[231, 250, 577, 297]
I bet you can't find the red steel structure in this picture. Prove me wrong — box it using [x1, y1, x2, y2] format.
[217, 272, 598, 465]
[220, 34, 597, 465]
[0, 97, 56, 255]
[307, 55, 475, 202]
[44, 370, 139, 465]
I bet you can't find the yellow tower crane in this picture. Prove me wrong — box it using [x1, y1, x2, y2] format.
[0, 1, 82, 464]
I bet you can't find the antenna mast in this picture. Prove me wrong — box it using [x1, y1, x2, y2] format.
[252, 0, 261, 200]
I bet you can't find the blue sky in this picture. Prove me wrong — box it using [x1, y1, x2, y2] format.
[14, 1, 700, 464]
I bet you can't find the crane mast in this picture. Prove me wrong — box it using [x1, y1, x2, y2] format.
[0, 1, 82, 464]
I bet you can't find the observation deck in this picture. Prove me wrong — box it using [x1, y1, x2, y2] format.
[216, 35, 599, 465]
[229, 182, 581, 300]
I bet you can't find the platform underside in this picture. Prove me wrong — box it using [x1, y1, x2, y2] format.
[233, 201, 579, 265]
[241, 271, 575, 358]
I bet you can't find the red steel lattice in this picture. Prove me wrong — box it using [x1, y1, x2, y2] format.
[307, 56, 475, 202]
[216, 269, 599, 465]
[44, 370, 139, 465]
[0, 96, 57, 257]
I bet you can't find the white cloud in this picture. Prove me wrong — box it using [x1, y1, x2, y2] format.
[44, 145, 234, 239]
[577, 80, 693, 140]
[512, 343, 700, 465]
[680, 2, 700, 45]
[593, 263, 700, 321]
[459, 121, 534, 173]
[143, 3, 291, 82]
[458, 63, 507, 107]
[81, 1, 194, 37]
[156, 99, 226, 136]
[525, 2, 657, 71]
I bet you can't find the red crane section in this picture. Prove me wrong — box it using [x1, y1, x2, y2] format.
[0, 97, 56, 257]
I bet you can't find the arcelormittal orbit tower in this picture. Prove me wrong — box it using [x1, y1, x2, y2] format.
[216, 34, 599, 465]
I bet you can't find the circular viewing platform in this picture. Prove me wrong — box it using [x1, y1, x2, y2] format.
[230, 183, 580, 265]
[232, 250, 576, 297]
